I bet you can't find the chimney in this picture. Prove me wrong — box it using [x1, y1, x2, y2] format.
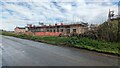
[30, 24, 32, 27]
[61, 23, 63, 25]
[33, 25, 35, 27]
[55, 23, 57, 26]
[27, 24, 32, 27]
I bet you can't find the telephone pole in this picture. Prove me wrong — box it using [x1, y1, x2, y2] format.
[118, 1, 120, 42]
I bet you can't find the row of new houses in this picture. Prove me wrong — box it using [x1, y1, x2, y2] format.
[14, 23, 98, 36]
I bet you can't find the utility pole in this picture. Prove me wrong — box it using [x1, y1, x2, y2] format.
[118, 1, 120, 42]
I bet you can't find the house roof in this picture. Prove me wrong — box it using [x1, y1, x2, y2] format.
[15, 27, 25, 29]
[26, 23, 88, 29]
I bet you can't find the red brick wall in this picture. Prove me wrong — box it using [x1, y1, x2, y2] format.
[35, 32, 62, 36]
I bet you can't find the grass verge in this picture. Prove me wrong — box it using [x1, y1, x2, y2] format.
[1, 31, 120, 56]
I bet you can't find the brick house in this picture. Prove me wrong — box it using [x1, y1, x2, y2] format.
[25, 23, 88, 36]
[14, 27, 26, 34]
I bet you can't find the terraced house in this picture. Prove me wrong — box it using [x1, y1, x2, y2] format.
[24, 23, 88, 36]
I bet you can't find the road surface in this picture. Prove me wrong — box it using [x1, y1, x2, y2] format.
[1, 35, 119, 66]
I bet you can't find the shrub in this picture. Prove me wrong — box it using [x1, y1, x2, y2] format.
[1, 31, 119, 55]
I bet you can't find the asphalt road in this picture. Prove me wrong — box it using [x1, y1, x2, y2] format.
[1, 35, 119, 66]
[0, 36, 2, 68]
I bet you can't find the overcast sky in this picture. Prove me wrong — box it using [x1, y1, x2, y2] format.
[0, 0, 119, 31]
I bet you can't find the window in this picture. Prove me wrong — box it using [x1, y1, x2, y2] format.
[47, 30, 49, 32]
[67, 29, 70, 34]
[61, 29, 63, 32]
[57, 29, 59, 32]
[54, 29, 56, 32]
[73, 29, 76, 33]
[50, 30, 52, 32]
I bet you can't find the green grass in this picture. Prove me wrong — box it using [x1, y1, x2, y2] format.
[1, 31, 120, 56]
